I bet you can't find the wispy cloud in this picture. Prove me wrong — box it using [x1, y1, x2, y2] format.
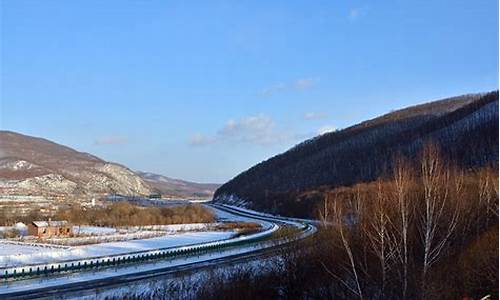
[348, 7, 367, 21]
[190, 114, 296, 147]
[294, 78, 318, 90]
[189, 133, 216, 146]
[259, 82, 287, 96]
[94, 136, 129, 146]
[304, 112, 328, 120]
[349, 8, 360, 20]
[259, 77, 319, 96]
[317, 125, 337, 135]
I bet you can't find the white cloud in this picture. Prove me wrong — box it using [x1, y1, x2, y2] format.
[349, 7, 367, 21]
[189, 133, 216, 146]
[317, 125, 337, 135]
[190, 114, 295, 147]
[304, 112, 328, 120]
[94, 136, 128, 145]
[259, 77, 319, 96]
[294, 78, 318, 90]
[259, 82, 286, 96]
[349, 8, 360, 19]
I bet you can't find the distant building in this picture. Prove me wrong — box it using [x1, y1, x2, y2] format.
[149, 192, 162, 199]
[28, 220, 73, 238]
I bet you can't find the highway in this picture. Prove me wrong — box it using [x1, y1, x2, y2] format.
[0, 204, 317, 300]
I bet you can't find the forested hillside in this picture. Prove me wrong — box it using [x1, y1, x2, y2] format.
[214, 92, 499, 217]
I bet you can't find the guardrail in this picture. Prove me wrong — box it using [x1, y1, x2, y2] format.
[217, 204, 321, 225]
[0, 205, 314, 281]
[211, 204, 310, 229]
[1, 225, 274, 280]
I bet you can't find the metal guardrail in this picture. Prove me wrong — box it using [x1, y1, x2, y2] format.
[0, 205, 314, 281]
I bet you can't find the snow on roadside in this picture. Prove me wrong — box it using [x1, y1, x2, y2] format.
[0, 223, 28, 236]
[72, 224, 221, 235]
[221, 204, 321, 225]
[0, 205, 314, 296]
[0, 231, 234, 268]
[0, 207, 267, 268]
[73, 226, 117, 235]
[0, 230, 282, 296]
[127, 223, 220, 232]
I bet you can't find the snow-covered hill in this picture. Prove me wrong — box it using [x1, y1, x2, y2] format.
[137, 171, 219, 199]
[0, 131, 153, 198]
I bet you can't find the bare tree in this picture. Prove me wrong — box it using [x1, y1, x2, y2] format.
[322, 198, 364, 300]
[392, 157, 413, 299]
[478, 167, 498, 222]
[351, 185, 364, 221]
[318, 191, 331, 225]
[418, 144, 460, 295]
[450, 165, 474, 248]
[364, 180, 396, 298]
[490, 169, 499, 217]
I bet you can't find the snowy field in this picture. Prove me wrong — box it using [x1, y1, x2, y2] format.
[126, 223, 220, 232]
[80, 231, 234, 258]
[0, 237, 278, 296]
[0, 242, 58, 256]
[209, 205, 274, 230]
[0, 223, 298, 297]
[0, 206, 263, 268]
[0, 231, 234, 268]
[73, 226, 117, 235]
[0, 205, 269, 268]
[77, 255, 278, 300]
[0, 205, 316, 297]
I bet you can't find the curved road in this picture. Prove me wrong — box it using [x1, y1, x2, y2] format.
[0, 204, 316, 300]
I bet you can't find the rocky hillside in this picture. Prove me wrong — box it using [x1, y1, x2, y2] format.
[0, 131, 153, 198]
[137, 171, 219, 199]
[214, 92, 499, 216]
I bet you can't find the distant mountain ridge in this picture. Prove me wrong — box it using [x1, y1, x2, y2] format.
[137, 171, 219, 199]
[213, 92, 499, 216]
[0, 131, 219, 200]
[0, 131, 153, 198]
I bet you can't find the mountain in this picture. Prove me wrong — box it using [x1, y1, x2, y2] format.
[137, 171, 219, 199]
[213, 92, 499, 216]
[0, 131, 153, 198]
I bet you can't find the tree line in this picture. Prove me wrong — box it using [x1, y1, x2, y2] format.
[312, 144, 498, 299]
[56, 202, 216, 226]
[6, 202, 215, 227]
[122, 144, 498, 300]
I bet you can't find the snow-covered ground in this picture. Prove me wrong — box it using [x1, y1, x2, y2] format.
[0, 222, 28, 236]
[0, 239, 274, 296]
[220, 204, 321, 225]
[209, 205, 275, 230]
[126, 223, 220, 232]
[77, 254, 278, 300]
[0, 205, 275, 268]
[0, 205, 316, 297]
[0, 224, 306, 297]
[33, 231, 165, 246]
[0, 242, 57, 256]
[0, 231, 234, 268]
[73, 226, 117, 235]
[80, 231, 234, 258]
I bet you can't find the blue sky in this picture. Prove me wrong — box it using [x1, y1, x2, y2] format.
[1, 0, 498, 183]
